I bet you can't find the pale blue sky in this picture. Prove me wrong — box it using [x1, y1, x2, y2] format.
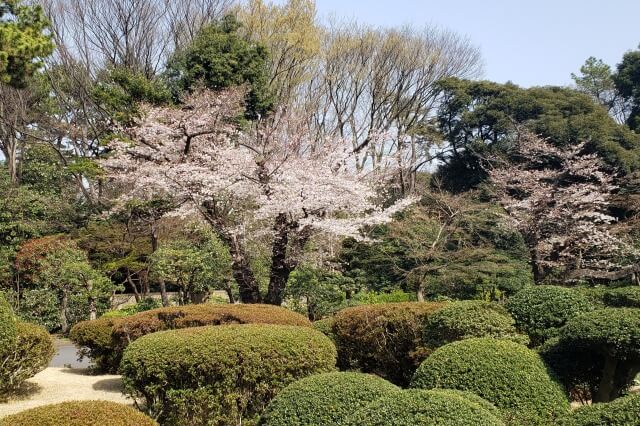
[311, 0, 640, 88]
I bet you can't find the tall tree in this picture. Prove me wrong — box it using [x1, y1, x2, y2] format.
[614, 47, 640, 132]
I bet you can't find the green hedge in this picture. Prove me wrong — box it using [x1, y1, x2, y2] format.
[312, 317, 335, 341]
[71, 303, 311, 372]
[0, 401, 157, 426]
[411, 338, 570, 425]
[506, 285, 592, 346]
[332, 302, 445, 385]
[343, 389, 505, 426]
[259, 372, 399, 426]
[121, 324, 336, 426]
[602, 286, 640, 308]
[423, 300, 528, 350]
[0, 321, 54, 395]
[0, 294, 16, 354]
[571, 393, 640, 425]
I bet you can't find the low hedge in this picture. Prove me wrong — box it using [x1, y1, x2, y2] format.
[343, 389, 505, 426]
[71, 304, 311, 372]
[0, 321, 54, 394]
[602, 286, 640, 308]
[411, 338, 570, 425]
[571, 393, 640, 425]
[506, 285, 592, 346]
[120, 324, 336, 426]
[0, 294, 16, 354]
[259, 372, 399, 426]
[332, 302, 445, 385]
[0, 401, 158, 426]
[312, 317, 335, 341]
[423, 300, 528, 350]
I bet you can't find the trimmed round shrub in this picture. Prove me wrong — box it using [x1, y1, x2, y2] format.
[121, 324, 337, 426]
[571, 393, 640, 426]
[0, 321, 54, 394]
[259, 372, 399, 425]
[602, 286, 640, 308]
[556, 308, 640, 402]
[312, 317, 335, 341]
[0, 294, 16, 354]
[423, 300, 528, 350]
[332, 302, 445, 385]
[343, 389, 505, 426]
[0, 401, 157, 426]
[69, 316, 123, 373]
[411, 338, 570, 425]
[506, 285, 592, 345]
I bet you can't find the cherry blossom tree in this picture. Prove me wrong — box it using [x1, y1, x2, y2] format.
[489, 131, 638, 284]
[102, 87, 414, 304]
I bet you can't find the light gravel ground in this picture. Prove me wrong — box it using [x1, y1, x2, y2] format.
[0, 367, 131, 418]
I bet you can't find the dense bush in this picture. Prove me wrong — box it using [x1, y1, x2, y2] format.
[411, 338, 570, 425]
[15, 289, 59, 332]
[343, 389, 505, 426]
[555, 308, 640, 402]
[0, 321, 54, 395]
[120, 324, 336, 426]
[602, 286, 640, 308]
[259, 372, 399, 426]
[0, 294, 16, 353]
[332, 302, 445, 385]
[0, 401, 158, 426]
[312, 317, 335, 341]
[72, 303, 311, 372]
[422, 300, 528, 350]
[506, 285, 592, 345]
[69, 316, 123, 373]
[571, 393, 640, 426]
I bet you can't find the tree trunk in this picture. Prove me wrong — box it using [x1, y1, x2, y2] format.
[265, 214, 291, 306]
[60, 291, 69, 334]
[158, 278, 169, 307]
[594, 355, 617, 403]
[530, 247, 545, 284]
[223, 279, 236, 304]
[126, 272, 141, 303]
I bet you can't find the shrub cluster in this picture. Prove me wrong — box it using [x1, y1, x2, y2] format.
[332, 302, 445, 385]
[259, 372, 399, 426]
[602, 286, 640, 308]
[70, 303, 310, 372]
[343, 389, 505, 426]
[571, 393, 640, 426]
[120, 324, 336, 426]
[0, 401, 158, 426]
[0, 294, 16, 352]
[422, 300, 528, 350]
[506, 285, 592, 345]
[0, 321, 55, 394]
[411, 338, 570, 425]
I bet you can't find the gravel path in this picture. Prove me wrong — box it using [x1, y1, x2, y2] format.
[0, 368, 131, 418]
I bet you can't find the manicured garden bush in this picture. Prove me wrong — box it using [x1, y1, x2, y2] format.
[259, 372, 399, 426]
[422, 300, 528, 350]
[343, 389, 505, 426]
[332, 302, 445, 385]
[0, 294, 16, 354]
[69, 316, 123, 373]
[555, 308, 640, 402]
[0, 401, 158, 426]
[71, 303, 311, 372]
[0, 321, 54, 394]
[602, 286, 640, 308]
[312, 317, 335, 341]
[120, 324, 337, 426]
[411, 338, 570, 425]
[506, 285, 592, 346]
[571, 393, 640, 426]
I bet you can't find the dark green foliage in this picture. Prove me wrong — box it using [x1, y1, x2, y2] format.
[120, 324, 337, 426]
[0, 321, 54, 395]
[614, 48, 640, 131]
[571, 394, 640, 426]
[423, 300, 528, 350]
[0, 401, 158, 426]
[166, 14, 273, 119]
[332, 302, 446, 385]
[285, 265, 352, 320]
[506, 285, 593, 346]
[0, 293, 16, 354]
[259, 372, 400, 426]
[411, 338, 570, 425]
[435, 78, 640, 191]
[312, 317, 335, 341]
[556, 308, 640, 402]
[602, 286, 640, 308]
[69, 316, 122, 373]
[343, 389, 505, 426]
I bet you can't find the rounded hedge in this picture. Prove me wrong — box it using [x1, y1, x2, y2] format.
[121, 324, 337, 426]
[343, 389, 505, 426]
[506, 285, 592, 346]
[0, 294, 16, 354]
[312, 317, 335, 341]
[0, 321, 54, 394]
[571, 394, 640, 426]
[0, 401, 157, 426]
[259, 372, 399, 426]
[423, 300, 528, 350]
[602, 286, 640, 308]
[411, 338, 570, 425]
[69, 316, 122, 373]
[332, 302, 445, 385]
